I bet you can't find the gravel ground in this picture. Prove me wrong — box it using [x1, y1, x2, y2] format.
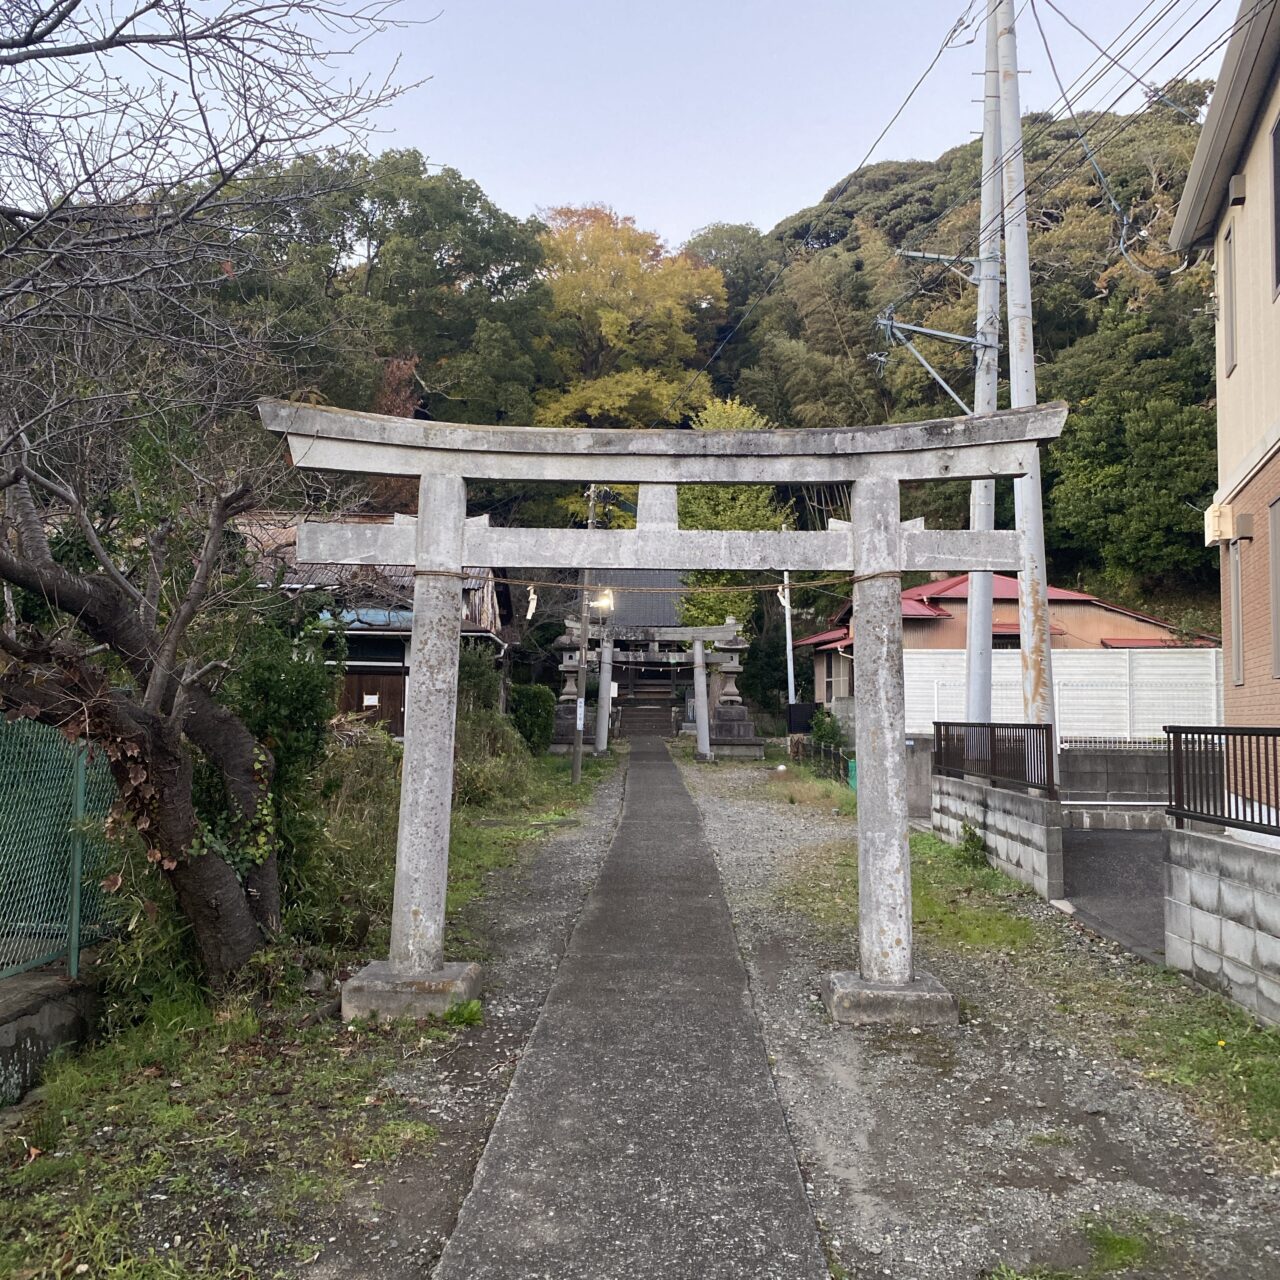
[311, 759, 626, 1279]
[678, 756, 1280, 1280]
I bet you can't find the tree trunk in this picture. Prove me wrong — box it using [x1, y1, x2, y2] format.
[109, 707, 273, 990]
[168, 854, 269, 989]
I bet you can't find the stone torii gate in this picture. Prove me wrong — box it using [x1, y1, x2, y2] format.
[259, 399, 1066, 1026]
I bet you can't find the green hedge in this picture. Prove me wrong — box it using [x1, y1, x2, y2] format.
[508, 684, 556, 754]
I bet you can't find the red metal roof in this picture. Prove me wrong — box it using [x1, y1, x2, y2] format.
[902, 597, 951, 619]
[901, 572, 1094, 604]
[793, 626, 849, 648]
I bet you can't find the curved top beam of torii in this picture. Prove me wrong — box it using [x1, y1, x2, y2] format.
[258, 399, 1066, 486]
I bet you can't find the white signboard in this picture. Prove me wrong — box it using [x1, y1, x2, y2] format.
[575, 697, 585, 731]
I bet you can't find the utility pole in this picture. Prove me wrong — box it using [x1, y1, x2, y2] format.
[780, 569, 797, 707]
[571, 483, 598, 784]
[995, 0, 1057, 745]
[964, 0, 1003, 723]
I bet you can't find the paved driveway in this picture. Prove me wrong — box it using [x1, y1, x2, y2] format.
[1062, 829, 1166, 961]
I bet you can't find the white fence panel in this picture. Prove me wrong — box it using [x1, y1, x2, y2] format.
[899, 648, 1222, 737]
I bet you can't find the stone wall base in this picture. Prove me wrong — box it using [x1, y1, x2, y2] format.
[1165, 828, 1280, 1026]
[931, 773, 1064, 901]
[1, 968, 100, 1105]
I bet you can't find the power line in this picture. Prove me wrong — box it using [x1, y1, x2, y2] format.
[891, 0, 1251, 315]
[1041, 0, 1199, 117]
[891, 2, 1205, 306]
[894, 0, 1197, 268]
[1030, 0, 1153, 274]
[649, 0, 989, 428]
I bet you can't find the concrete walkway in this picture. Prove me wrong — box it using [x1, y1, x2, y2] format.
[1062, 829, 1166, 963]
[434, 739, 826, 1280]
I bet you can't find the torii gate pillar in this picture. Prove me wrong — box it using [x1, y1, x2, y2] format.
[341, 472, 483, 1021]
[821, 475, 958, 1024]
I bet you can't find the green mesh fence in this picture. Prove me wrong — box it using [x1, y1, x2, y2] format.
[0, 720, 118, 980]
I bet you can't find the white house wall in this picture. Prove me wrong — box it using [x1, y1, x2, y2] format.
[896, 649, 1223, 737]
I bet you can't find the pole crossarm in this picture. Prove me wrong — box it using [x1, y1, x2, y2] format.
[296, 521, 1026, 575]
[259, 400, 1066, 485]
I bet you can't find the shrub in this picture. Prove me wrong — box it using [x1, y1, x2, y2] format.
[810, 705, 845, 749]
[457, 644, 501, 715]
[283, 723, 402, 947]
[509, 683, 556, 753]
[453, 708, 531, 807]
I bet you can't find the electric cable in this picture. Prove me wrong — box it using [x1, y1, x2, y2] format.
[649, 0, 991, 428]
[1030, 0, 1154, 274]
[662, 0, 1202, 403]
[887, 0, 1256, 314]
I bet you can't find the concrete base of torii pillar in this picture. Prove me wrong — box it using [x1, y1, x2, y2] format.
[821, 475, 958, 1028]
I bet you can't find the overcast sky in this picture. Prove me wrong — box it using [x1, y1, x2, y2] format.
[357, 1, 1234, 245]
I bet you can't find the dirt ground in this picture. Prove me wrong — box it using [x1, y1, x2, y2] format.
[678, 756, 1280, 1280]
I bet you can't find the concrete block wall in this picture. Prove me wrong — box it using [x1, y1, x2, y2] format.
[931, 774, 1064, 900]
[1060, 804, 1168, 831]
[1165, 829, 1280, 1026]
[1058, 748, 1168, 803]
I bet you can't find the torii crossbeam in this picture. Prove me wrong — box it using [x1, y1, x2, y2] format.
[260, 398, 1067, 1026]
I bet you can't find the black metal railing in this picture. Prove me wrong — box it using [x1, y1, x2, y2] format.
[1165, 725, 1280, 836]
[933, 721, 1057, 797]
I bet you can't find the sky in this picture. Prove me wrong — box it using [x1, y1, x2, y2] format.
[353, 0, 1235, 247]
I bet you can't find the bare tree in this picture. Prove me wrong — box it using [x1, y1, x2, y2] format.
[0, 2, 407, 985]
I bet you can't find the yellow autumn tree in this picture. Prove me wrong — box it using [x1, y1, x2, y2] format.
[535, 206, 726, 428]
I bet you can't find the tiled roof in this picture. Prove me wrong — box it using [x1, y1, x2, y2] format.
[609, 569, 684, 628]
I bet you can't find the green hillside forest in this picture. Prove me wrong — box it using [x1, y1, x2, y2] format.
[256, 80, 1219, 632]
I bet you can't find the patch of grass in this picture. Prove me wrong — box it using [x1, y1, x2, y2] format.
[781, 832, 1035, 953]
[768, 784, 1280, 1167]
[983, 1215, 1155, 1278]
[909, 832, 1038, 951]
[1121, 991, 1280, 1149]
[1083, 1221, 1150, 1271]
[444, 998, 484, 1027]
[1028, 1129, 1072, 1148]
[767, 763, 857, 817]
[0, 746, 616, 1277]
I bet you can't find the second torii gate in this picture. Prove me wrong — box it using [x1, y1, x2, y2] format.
[260, 398, 1067, 1026]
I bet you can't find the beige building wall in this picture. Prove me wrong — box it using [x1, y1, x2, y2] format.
[1215, 71, 1280, 501]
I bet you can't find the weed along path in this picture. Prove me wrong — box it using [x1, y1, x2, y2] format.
[679, 754, 1280, 1280]
[434, 737, 828, 1280]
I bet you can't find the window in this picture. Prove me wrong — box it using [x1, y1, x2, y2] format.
[1230, 539, 1244, 686]
[1272, 500, 1280, 677]
[824, 651, 834, 703]
[1223, 223, 1238, 375]
[1272, 117, 1280, 293]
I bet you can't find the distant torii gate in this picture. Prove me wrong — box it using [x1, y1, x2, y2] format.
[260, 399, 1067, 1025]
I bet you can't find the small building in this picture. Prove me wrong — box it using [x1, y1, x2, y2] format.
[244, 512, 511, 736]
[795, 573, 1215, 704]
[1171, 0, 1280, 725]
